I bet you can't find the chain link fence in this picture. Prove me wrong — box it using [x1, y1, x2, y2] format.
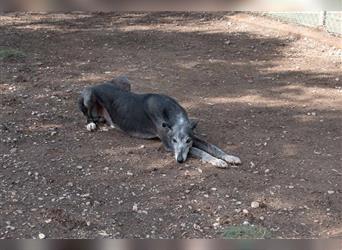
[264, 11, 342, 35]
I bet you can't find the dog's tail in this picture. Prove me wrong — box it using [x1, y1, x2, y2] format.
[110, 75, 131, 92]
[78, 95, 87, 115]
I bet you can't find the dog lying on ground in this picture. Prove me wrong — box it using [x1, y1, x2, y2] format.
[78, 76, 241, 168]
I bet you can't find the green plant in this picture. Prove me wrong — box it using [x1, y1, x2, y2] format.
[0, 48, 26, 61]
[221, 225, 271, 239]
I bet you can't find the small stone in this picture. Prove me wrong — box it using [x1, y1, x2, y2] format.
[98, 230, 109, 237]
[132, 203, 138, 212]
[38, 233, 46, 239]
[10, 148, 17, 154]
[259, 216, 265, 221]
[251, 201, 260, 208]
[264, 169, 270, 174]
[213, 222, 220, 229]
[242, 221, 249, 225]
[127, 171, 133, 176]
[45, 219, 52, 223]
[242, 209, 249, 214]
[327, 190, 335, 194]
[139, 145, 145, 149]
[211, 187, 217, 191]
[288, 185, 294, 189]
[76, 165, 83, 170]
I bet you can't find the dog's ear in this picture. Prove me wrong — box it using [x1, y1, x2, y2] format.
[162, 122, 172, 130]
[190, 120, 198, 130]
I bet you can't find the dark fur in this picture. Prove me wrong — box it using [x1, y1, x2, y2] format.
[78, 76, 241, 166]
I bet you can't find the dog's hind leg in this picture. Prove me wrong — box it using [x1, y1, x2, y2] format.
[80, 89, 99, 131]
[190, 147, 228, 168]
[193, 136, 241, 165]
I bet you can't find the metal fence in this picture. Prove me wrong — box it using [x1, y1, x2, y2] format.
[264, 11, 342, 35]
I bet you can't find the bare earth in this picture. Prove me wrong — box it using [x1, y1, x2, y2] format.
[0, 12, 341, 239]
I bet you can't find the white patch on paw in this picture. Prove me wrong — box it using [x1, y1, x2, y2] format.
[86, 122, 96, 131]
[223, 155, 241, 165]
[210, 159, 228, 168]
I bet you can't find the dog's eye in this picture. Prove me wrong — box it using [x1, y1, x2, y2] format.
[186, 138, 192, 144]
[172, 138, 177, 143]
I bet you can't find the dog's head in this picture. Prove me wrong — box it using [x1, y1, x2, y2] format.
[162, 120, 197, 163]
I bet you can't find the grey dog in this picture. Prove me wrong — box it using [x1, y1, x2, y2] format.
[78, 76, 241, 168]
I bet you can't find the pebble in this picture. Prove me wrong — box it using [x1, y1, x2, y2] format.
[76, 165, 83, 170]
[213, 222, 220, 229]
[132, 203, 138, 212]
[327, 190, 335, 194]
[242, 209, 249, 214]
[98, 230, 109, 237]
[10, 148, 17, 154]
[38, 233, 46, 239]
[6, 225, 15, 230]
[251, 201, 260, 208]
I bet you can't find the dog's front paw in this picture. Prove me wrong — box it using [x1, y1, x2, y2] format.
[210, 159, 228, 168]
[223, 155, 241, 165]
[86, 122, 96, 132]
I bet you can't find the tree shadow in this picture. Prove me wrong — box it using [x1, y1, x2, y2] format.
[1, 12, 341, 238]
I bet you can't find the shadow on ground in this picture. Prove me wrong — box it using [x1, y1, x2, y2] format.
[0, 12, 341, 239]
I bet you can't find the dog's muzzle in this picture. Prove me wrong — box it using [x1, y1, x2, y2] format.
[176, 155, 184, 163]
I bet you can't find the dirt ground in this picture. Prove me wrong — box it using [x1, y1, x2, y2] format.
[0, 12, 341, 239]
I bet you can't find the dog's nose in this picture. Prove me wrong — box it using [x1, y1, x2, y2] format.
[177, 155, 184, 163]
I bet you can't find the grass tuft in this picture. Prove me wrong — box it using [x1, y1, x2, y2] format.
[0, 48, 26, 61]
[221, 225, 271, 239]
